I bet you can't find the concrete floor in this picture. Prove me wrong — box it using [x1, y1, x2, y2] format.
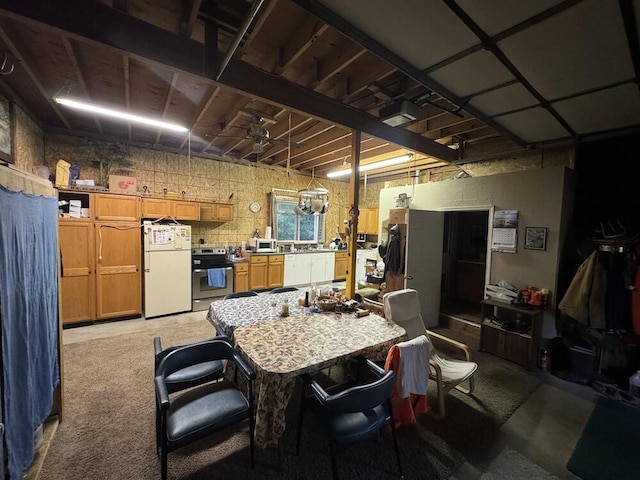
[62, 312, 596, 480]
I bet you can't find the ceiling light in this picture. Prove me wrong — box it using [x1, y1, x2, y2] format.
[379, 100, 419, 127]
[326, 154, 413, 178]
[53, 97, 189, 133]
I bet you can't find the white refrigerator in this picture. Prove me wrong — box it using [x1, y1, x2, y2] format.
[143, 224, 192, 318]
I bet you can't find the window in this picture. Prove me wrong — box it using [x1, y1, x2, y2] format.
[272, 192, 325, 242]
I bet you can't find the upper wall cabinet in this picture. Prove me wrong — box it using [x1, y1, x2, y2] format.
[141, 198, 200, 220]
[94, 194, 140, 222]
[199, 202, 234, 222]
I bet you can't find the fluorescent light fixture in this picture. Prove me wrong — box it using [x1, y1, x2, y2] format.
[53, 97, 189, 133]
[326, 154, 412, 178]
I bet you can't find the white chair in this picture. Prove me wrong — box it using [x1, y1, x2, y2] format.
[382, 288, 478, 418]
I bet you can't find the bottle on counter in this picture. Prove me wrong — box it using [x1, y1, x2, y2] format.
[309, 284, 317, 305]
[281, 299, 290, 317]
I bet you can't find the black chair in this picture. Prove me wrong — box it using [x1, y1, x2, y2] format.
[270, 286, 299, 293]
[223, 291, 258, 300]
[153, 335, 228, 453]
[155, 339, 256, 480]
[296, 356, 402, 480]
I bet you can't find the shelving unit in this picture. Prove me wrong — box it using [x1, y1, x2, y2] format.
[480, 299, 544, 369]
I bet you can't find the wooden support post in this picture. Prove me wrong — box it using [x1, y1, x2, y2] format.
[345, 130, 361, 300]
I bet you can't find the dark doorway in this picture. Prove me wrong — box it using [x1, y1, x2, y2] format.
[440, 211, 489, 323]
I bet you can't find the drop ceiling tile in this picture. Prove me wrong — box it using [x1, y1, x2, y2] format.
[456, 0, 563, 36]
[428, 50, 513, 97]
[498, 0, 634, 99]
[318, 0, 478, 69]
[553, 83, 640, 135]
[495, 107, 570, 143]
[469, 83, 538, 116]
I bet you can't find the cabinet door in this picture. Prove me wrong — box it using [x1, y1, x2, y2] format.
[95, 222, 141, 319]
[94, 194, 140, 221]
[339, 206, 349, 234]
[234, 263, 249, 292]
[283, 254, 297, 285]
[356, 208, 367, 234]
[334, 252, 349, 280]
[199, 202, 216, 221]
[268, 255, 284, 288]
[59, 222, 95, 324]
[249, 256, 268, 290]
[172, 201, 199, 220]
[142, 198, 171, 218]
[216, 203, 234, 221]
[366, 208, 379, 234]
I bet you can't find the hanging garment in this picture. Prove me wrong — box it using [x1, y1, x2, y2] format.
[559, 251, 606, 328]
[384, 226, 402, 275]
[384, 335, 431, 427]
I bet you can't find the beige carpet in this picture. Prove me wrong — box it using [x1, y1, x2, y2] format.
[480, 448, 559, 479]
[40, 313, 471, 480]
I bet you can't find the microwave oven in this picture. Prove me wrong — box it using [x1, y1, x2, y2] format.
[248, 237, 277, 252]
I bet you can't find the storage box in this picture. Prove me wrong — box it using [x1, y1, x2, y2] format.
[108, 175, 137, 194]
[388, 208, 408, 224]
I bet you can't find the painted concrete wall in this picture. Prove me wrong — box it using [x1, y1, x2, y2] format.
[379, 166, 576, 338]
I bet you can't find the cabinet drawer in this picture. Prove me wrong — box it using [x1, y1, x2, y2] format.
[250, 255, 268, 264]
[234, 263, 249, 273]
[268, 255, 284, 264]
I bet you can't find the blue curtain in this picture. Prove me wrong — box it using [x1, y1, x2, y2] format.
[0, 186, 60, 479]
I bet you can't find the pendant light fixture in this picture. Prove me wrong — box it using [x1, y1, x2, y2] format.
[296, 169, 329, 215]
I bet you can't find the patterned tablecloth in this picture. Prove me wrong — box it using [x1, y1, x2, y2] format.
[207, 291, 305, 337]
[231, 306, 406, 447]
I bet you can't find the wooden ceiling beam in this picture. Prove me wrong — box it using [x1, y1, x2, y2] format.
[155, 71, 179, 144]
[269, 122, 338, 165]
[276, 19, 328, 74]
[122, 55, 131, 139]
[312, 40, 366, 87]
[180, 85, 221, 149]
[0, 0, 457, 162]
[0, 23, 71, 129]
[180, 0, 202, 38]
[61, 36, 103, 134]
[237, 112, 312, 158]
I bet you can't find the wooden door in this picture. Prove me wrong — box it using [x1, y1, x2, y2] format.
[267, 255, 284, 288]
[234, 263, 249, 292]
[334, 252, 349, 280]
[216, 203, 234, 221]
[59, 221, 95, 324]
[94, 194, 140, 221]
[95, 222, 141, 319]
[249, 256, 268, 290]
[366, 208, 379, 234]
[141, 198, 171, 218]
[172, 201, 199, 220]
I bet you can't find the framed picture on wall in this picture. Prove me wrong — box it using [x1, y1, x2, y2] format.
[0, 94, 13, 164]
[525, 227, 547, 250]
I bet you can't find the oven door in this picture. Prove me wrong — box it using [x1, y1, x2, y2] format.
[192, 266, 233, 300]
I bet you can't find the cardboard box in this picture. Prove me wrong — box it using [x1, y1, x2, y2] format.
[388, 208, 408, 224]
[108, 175, 137, 194]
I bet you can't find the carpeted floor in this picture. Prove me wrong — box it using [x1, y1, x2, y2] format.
[39, 313, 540, 479]
[567, 396, 640, 480]
[480, 448, 558, 479]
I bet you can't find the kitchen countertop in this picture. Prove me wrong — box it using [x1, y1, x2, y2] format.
[243, 249, 342, 256]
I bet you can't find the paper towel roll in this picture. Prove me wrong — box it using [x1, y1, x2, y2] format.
[265, 226, 272, 239]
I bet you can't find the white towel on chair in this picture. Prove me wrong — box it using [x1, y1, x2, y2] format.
[397, 335, 432, 398]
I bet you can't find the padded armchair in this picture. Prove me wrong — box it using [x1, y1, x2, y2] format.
[296, 357, 402, 480]
[153, 335, 228, 453]
[382, 289, 478, 418]
[155, 339, 256, 480]
[223, 290, 258, 299]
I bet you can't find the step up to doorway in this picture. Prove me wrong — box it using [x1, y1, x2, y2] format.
[439, 313, 481, 339]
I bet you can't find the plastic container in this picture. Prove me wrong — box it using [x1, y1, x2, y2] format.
[281, 299, 290, 317]
[630, 370, 640, 400]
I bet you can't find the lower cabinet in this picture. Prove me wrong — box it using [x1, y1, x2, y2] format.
[283, 252, 336, 286]
[234, 262, 249, 292]
[248, 255, 284, 290]
[59, 220, 141, 325]
[334, 252, 349, 280]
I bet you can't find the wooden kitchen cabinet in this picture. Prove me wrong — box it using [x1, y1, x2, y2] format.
[59, 221, 95, 325]
[172, 200, 199, 220]
[94, 222, 141, 319]
[356, 208, 379, 235]
[233, 262, 249, 293]
[479, 299, 543, 369]
[141, 198, 171, 218]
[199, 202, 234, 222]
[339, 206, 349, 234]
[267, 255, 284, 288]
[249, 255, 268, 290]
[334, 251, 349, 280]
[94, 193, 140, 221]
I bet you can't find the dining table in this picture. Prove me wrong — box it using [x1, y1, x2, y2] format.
[206, 291, 406, 448]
